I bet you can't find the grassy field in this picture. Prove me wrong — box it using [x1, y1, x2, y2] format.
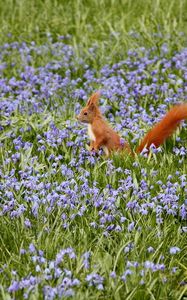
[0, 0, 187, 299]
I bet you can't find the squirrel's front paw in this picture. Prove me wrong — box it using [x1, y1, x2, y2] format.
[86, 144, 96, 153]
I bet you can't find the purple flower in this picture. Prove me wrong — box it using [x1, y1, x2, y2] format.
[124, 243, 134, 253]
[169, 247, 180, 255]
[86, 273, 104, 290]
[110, 271, 116, 278]
[20, 248, 26, 255]
[29, 243, 36, 253]
[55, 248, 76, 265]
[147, 246, 154, 253]
[120, 138, 125, 146]
[171, 267, 178, 274]
[144, 261, 155, 270]
[36, 265, 41, 272]
[182, 227, 187, 233]
[128, 221, 135, 232]
[121, 269, 133, 282]
[82, 251, 91, 269]
[8, 281, 20, 292]
[24, 218, 31, 228]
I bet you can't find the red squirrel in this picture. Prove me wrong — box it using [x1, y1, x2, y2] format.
[77, 91, 187, 156]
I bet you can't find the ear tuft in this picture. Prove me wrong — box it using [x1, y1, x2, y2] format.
[87, 91, 100, 106]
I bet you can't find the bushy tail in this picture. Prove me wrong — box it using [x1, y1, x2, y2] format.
[136, 104, 187, 153]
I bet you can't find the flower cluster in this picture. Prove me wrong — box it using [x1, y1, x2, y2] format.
[0, 35, 187, 298]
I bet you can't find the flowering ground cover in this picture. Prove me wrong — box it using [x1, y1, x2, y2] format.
[0, 1, 187, 299]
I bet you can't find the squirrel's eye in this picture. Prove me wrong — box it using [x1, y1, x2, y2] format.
[84, 112, 88, 115]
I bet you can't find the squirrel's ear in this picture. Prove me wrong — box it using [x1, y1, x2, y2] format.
[87, 91, 100, 106]
[88, 102, 95, 111]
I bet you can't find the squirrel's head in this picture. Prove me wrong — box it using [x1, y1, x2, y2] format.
[77, 91, 101, 124]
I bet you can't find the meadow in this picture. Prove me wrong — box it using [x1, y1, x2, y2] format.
[0, 0, 187, 299]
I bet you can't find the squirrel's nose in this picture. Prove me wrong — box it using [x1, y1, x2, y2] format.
[76, 115, 80, 120]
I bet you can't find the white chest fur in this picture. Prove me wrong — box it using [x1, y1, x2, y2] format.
[87, 124, 109, 156]
[88, 124, 96, 141]
[103, 146, 109, 156]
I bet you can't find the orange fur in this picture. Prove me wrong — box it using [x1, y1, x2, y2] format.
[136, 104, 187, 153]
[77, 91, 187, 156]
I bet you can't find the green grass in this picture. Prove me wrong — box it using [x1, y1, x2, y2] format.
[0, 0, 187, 53]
